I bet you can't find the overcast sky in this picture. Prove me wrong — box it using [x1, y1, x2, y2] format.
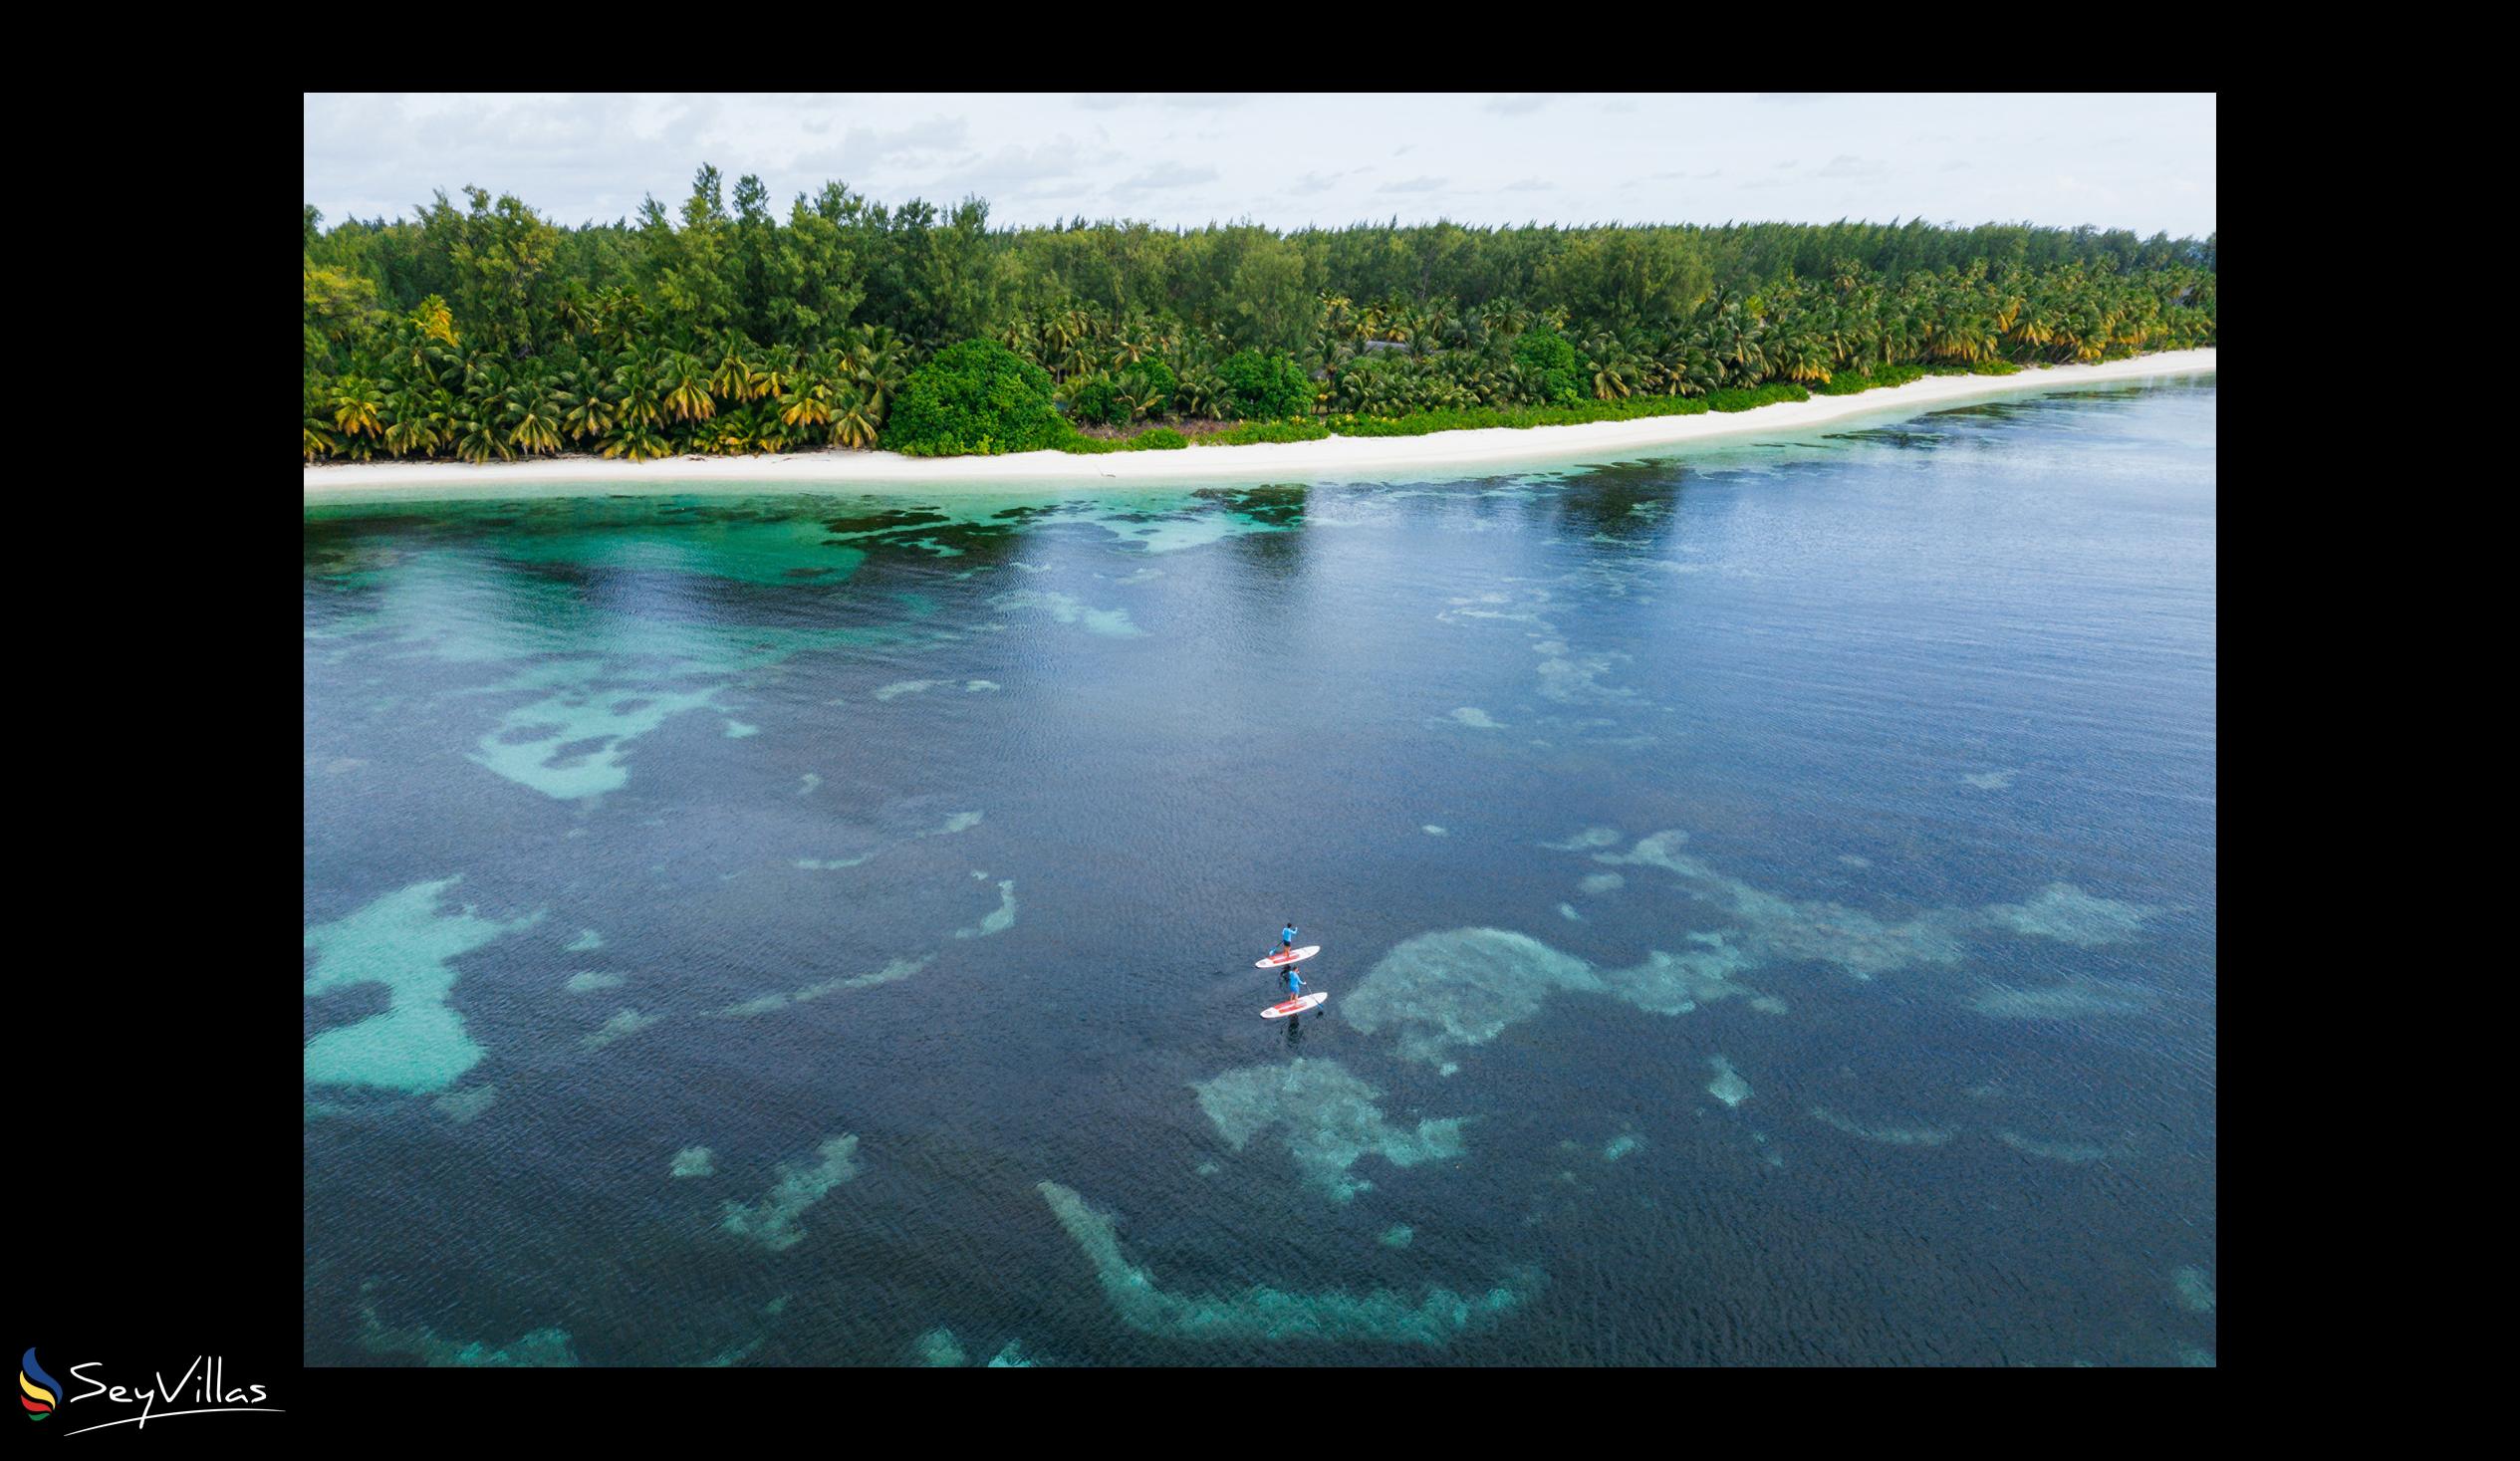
[305, 93, 2216, 238]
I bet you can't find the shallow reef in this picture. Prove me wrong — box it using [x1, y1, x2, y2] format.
[1343, 926, 1764, 1071]
[1036, 1181, 1534, 1345]
[720, 1134, 863, 1251]
[305, 878, 543, 1095]
[1191, 1058, 1467, 1201]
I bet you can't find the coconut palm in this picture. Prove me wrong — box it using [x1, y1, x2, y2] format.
[776, 369, 834, 435]
[1171, 364, 1225, 419]
[451, 408, 513, 464]
[846, 326, 909, 418]
[1582, 332, 1638, 400]
[382, 388, 442, 457]
[748, 353, 792, 402]
[830, 396, 880, 449]
[662, 352, 715, 422]
[709, 339, 755, 402]
[557, 377, 617, 444]
[504, 380, 566, 455]
[331, 375, 385, 440]
[598, 419, 671, 462]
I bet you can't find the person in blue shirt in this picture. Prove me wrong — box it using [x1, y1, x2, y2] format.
[1279, 921, 1298, 954]
[1284, 964, 1305, 1002]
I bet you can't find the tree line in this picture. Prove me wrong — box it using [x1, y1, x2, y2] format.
[305, 165, 2217, 462]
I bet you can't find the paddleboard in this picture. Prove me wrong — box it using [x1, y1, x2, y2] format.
[1257, 945, 1321, 968]
[1262, 991, 1329, 1019]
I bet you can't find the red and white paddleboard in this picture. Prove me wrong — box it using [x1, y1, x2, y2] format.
[1262, 991, 1329, 1019]
[1256, 945, 1321, 969]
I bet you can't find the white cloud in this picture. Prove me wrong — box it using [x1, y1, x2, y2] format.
[305, 93, 2218, 236]
[1112, 161, 1220, 198]
[1067, 92, 1243, 112]
[938, 139, 1103, 201]
[1484, 93, 1558, 116]
[792, 116, 972, 179]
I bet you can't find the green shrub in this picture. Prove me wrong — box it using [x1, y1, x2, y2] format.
[1199, 417, 1333, 446]
[1510, 325, 1582, 404]
[1218, 350, 1314, 419]
[1122, 360, 1177, 417]
[1330, 353, 1480, 414]
[1126, 425, 1189, 450]
[1064, 372, 1126, 426]
[1189, 393, 1729, 446]
[1705, 382, 1811, 412]
[880, 339, 1067, 456]
[1817, 363, 1927, 395]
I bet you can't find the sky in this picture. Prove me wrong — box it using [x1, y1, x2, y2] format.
[305, 93, 2216, 238]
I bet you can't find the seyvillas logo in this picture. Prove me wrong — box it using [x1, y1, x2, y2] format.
[19, 1349, 282, 1435]
[20, 1348, 59, 1421]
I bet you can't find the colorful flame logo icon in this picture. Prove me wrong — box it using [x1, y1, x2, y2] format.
[20, 1347, 59, 1421]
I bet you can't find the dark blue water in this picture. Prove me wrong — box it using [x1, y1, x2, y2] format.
[304, 377, 2216, 1366]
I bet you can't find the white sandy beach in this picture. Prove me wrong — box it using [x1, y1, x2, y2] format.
[304, 348, 2213, 499]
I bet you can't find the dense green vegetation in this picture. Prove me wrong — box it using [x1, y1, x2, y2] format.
[877, 340, 1067, 456]
[304, 166, 2217, 463]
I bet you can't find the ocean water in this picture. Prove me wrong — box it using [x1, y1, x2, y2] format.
[304, 376, 2217, 1366]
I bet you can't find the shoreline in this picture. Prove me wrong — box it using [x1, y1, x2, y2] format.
[304, 349, 2213, 501]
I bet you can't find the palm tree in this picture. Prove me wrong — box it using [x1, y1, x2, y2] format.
[1480, 299, 1533, 337]
[1171, 364, 1225, 419]
[553, 285, 593, 340]
[1582, 332, 1638, 400]
[451, 409, 513, 464]
[830, 396, 880, 449]
[382, 387, 443, 457]
[709, 339, 755, 403]
[303, 407, 339, 461]
[1773, 332, 1833, 383]
[776, 358, 835, 435]
[504, 379, 565, 455]
[611, 350, 664, 431]
[557, 376, 617, 444]
[1046, 307, 1096, 381]
[748, 353, 792, 403]
[846, 326, 909, 418]
[1111, 314, 1155, 368]
[1115, 366, 1167, 422]
[698, 405, 756, 455]
[1649, 340, 1717, 398]
[331, 375, 385, 440]
[591, 286, 645, 349]
[1700, 294, 1768, 386]
[662, 352, 715, 422]
[752, 407, 793, 455]
[598, 419, 671, 462]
